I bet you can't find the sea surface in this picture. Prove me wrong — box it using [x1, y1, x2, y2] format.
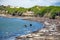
[0, 17, 44, 40]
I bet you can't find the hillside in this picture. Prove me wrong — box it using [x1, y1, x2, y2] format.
[0, 5, 60, 19]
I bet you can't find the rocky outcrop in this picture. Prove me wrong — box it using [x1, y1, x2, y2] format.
[15, 19, 60, 40]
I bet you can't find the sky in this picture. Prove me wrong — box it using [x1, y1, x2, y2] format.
[0, 0, 60, 8]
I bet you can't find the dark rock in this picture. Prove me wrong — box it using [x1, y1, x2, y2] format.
[30, 24, 32, 26]
[24, 25, 27, 27]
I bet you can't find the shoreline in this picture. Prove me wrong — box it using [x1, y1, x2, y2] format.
[0, 14, 60, 40]
[0, 14, 60, 29]
[0, 14, 60, 27]
[15, 17, 60, 40]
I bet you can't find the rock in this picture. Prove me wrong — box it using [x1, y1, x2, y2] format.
[30, 24, 32, 26]
[24, 25, 27, 27]
[56, 24, 60, 32]
[44, 21, 50, 25]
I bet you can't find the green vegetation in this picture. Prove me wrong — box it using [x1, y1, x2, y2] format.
[0, 5, 60, 19]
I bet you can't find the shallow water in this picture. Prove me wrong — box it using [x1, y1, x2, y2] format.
[0, 17, 44, 40]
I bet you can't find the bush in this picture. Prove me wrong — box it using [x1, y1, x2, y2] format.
[50, 13, 56, 19]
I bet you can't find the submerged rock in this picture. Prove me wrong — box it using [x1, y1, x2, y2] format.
[30, 24, 32, 26]
[24, 25, 27, 27]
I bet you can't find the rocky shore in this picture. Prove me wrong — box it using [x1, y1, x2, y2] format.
[15, 17, 60, 40]
[0, 14, 60, 40]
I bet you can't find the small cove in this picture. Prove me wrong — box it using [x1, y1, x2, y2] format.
[0, 17, 44, 40]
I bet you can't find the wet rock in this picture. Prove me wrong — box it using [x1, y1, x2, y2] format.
[24, 25, 27, 27]
[30, 24, 32, 26]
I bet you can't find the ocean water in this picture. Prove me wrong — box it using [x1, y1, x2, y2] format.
[0, 17, 44, 40]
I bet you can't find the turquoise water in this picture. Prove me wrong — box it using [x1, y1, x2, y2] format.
[0, 17, 44, 40]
